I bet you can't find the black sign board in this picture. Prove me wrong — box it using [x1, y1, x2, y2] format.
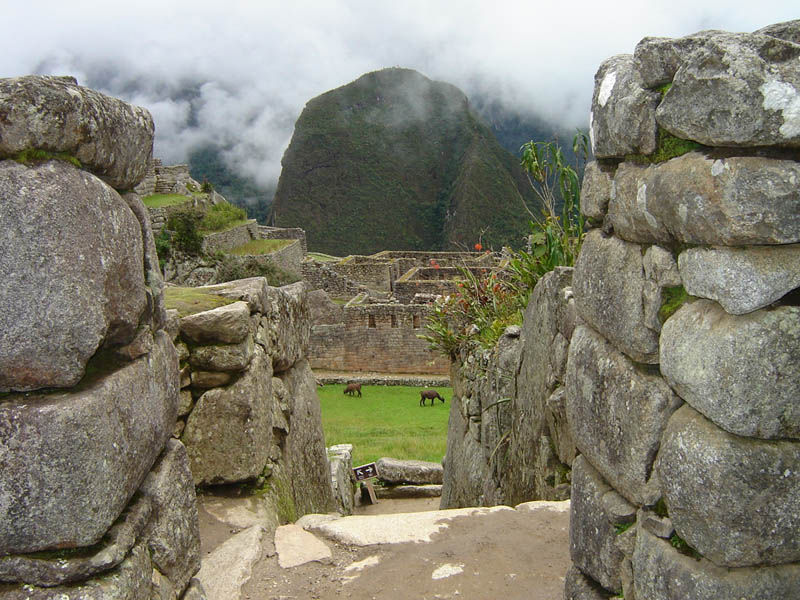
[353, 462, 378, 481]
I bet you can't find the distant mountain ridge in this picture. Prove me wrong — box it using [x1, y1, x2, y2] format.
[268, 68, 539, 255]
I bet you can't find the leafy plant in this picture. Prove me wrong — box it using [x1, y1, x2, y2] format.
[154, 229, 172, 270]
[200, 201, 247, 232]
[215, 255, 300, 286]
[659, 286, 690, 323]
[13, 148, 81, 168]
[615, 522, 635, 535]
[670, 533, 703, 559]
[166, 209, 204, 255]
[421, 133, 588, 357]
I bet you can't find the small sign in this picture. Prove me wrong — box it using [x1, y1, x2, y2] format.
[353, 462, 378, 481]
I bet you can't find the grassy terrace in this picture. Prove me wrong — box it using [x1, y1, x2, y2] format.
[142, 194, 192, 208]
[319, 384, 451, 466]
[163, 286, 235, 317]
[307, 252, 341, 262]
[229, 238, 294, 255]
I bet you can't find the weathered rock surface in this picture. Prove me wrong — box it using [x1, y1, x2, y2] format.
[564, 565, 612, 599]
[0, 159, 146, 391]
[633, 31, 725, 88]
[328, 444, 355, 515]
[656, 32, 800, 147]
[139, 439, 201, 592]
[756, 19, 800, 44]
[277, 359, 336, 515]
[572, 230, 660, 363]
[195, 525, 265, 600]
[569, 456, 631, 592]
[376, 457, 444, 485]
[264, 282, 310, 372]
[182, 347, 272, 485]
[656, 405, 800, 567]
[580, 161, 614, 221]
[643, 245, 681, 287]
[0, 332, 178, 555]
[678, 244, 800, 314]
[0, 75, 154, 189]
[566, 325, 682, 505]
[506, 267, 576, 504]
[590, 54, 659, 158]
[179, 301, 250, 345]
[661, 301, 800, 440]
[610, 153, 800, 246]
[0, 542, 153, 600]
[274, 524, 332, 568]
[633, 526, 800, 600]
[188, 337, 255, 372]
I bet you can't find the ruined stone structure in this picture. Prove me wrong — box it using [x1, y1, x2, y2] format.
[134, 159, 199, 197]
[442, 19, 800, 600]
[563, 22, 800, 600]
[308, 292, 450, 375]
[0, 76, 338, 600]
[305, 250, 495, 376]
[441, 267, 577, 508]
[0, 76, 204, 599]
[167, 277, 336, 519]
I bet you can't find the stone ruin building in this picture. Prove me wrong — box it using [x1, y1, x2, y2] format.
[440, 20, 800, 600]
[0, 75, 336, 599]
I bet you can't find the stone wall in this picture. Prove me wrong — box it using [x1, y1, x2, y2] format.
[0, 76, 204, 599]
[168, 278, 336, 518]
[308, 296, 450, 375]
[259, 225, 308, 254]
[440, 267, 577, 508]
[134, 159, 200, 197]
[302, 259, 363, 297]
[565, 22, 800, 599]
[200, 220, 260, 254]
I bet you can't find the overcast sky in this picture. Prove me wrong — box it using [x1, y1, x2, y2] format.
[2, 2, 796, 188]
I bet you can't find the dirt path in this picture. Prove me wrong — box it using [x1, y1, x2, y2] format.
[227, 497, 571, 600]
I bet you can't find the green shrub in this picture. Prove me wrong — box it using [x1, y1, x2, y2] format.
[200, 201, 247, 232]
[166, 209, 203, 255]
[154, 229, 172, 269]
[421, 132, 588, 357]
[215, 255, 300, 287]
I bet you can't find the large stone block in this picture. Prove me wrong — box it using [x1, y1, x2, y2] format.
[179, 301, 251, 345]
[633, 526, 800, 600]
[656, 32, 800, 148]
[563, 565, 612, 600]
[0, 332, 178, 555]
[182, 346, 272, 485]
[569, 455, 633, 592]
[188, 336, 255, 372]
[566, 325, 682, 505]
[0, 75, 154, 189]
[278, 359, 336, 515]
[656, 405, 800, 567]
[139, 439, 201, 593]
[572, 230, 660, 363]
[580, 161, 614, 221]
[678, 244, 800, 315]
[0, 160, 146, 391]
[756, 19, 800, 44]
[610, 153, 800, 246]
[661, 301, 800, 440]
[376, 457, 443, 485]
[590, 54, 659, 158]
[264, 282, 310, 372]
[633, 31, 725, 88]
[0, 543, 153, 600]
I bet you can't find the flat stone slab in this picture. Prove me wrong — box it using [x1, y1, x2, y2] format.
[377, 457, 444, 485]
[305, 506, 513, 546]
[376, 484, 443, 499]
[196, 525, 264, 600]
[274, 524, 332, 568]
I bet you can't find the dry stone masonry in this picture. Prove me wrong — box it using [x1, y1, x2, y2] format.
[0, 76, 204, 599]
[565, 20, 800, 599]
[168, 277, 336, 517]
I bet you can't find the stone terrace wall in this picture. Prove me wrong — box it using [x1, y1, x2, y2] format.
[0, 76, 205, 599]
[334, 255, 393, 291]
[441, 267, 577, 508]
[564, 21, 800, 600]
[259, 225, 308, 254]
[169, 278, 336, 518]
[309, 299, 450, 375]
[200, 220, 259, 254]
[302, 259, 362, 297]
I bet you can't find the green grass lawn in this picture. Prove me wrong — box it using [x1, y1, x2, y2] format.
[163, 286, 236, 317]
[307, 251, 341, 262]
[142, 193, 192, 208]
[229, 238, 294, 255]
[318, 384, 451, 467]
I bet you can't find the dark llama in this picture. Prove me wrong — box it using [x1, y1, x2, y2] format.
[343, 382, 362, 397]
[420, 389, 446, 406]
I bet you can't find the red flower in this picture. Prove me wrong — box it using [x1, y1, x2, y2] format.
[474, 243, 482, 251]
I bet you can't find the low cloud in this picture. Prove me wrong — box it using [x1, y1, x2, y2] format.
[1, 1, 796, 190]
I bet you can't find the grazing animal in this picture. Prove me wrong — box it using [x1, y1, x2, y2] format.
[420, 389, 446, 407]
[344, 382, 362, 397]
